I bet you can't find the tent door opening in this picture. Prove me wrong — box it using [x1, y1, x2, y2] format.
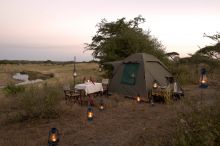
[121, 63, 139, 85]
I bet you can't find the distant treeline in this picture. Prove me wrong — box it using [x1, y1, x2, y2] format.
[0, 60, 99, 65]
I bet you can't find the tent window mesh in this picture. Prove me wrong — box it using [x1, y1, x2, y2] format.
[121, 63, 139, 85]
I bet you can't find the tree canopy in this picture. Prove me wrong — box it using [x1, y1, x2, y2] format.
[196, 32, 220, 61]
[85, 16, 167, 64]
[196, 43, 220, 60]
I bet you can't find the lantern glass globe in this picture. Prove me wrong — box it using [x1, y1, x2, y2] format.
[137, 96, 141, 102]
[50, 134, 58, 142]
[73, 72, 77, 77]
[153, 82, 158, 88]
[88, 112, 93, 118]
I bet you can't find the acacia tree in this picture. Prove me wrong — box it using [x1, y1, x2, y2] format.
[203, 32, 220, 43]
[85, 16, 167, 64]
[196, 32, 220, 60]
[166, 52, 180, 61]
[196, 43, 220, 60]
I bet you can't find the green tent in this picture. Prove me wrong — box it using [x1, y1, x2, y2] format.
[107, 53, 173, 98]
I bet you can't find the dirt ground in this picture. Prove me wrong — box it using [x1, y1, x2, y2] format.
[0, 64, 219, 146]
[0, 96, 175, 146]
[0, 84, 219, 146]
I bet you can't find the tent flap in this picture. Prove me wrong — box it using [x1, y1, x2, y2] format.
[121, 63, 139, 85]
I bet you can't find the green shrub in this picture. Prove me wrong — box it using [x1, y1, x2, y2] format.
[169, 64, 199, 85]
[4, 84, 25, 95]
[18, 83, 61, 120]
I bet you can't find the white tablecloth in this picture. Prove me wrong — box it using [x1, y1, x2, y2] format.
[75, 82, 103, 95]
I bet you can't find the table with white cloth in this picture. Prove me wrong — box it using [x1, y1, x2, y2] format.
[75, 82, 103, 95]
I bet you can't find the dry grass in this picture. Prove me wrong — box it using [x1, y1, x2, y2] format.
[0, 63, 220, 146]
[0, 63, 103, 122]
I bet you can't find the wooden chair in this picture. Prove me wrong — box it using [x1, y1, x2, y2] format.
[64, 89, 71, 103]
[63, 89, 81, 104]
[63, 84, 70, 102]
[75, 89, 84, 105]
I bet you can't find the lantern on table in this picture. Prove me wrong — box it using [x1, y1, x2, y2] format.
[151, 80, 158, 106]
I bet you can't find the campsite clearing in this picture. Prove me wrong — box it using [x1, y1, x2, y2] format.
[0, 63, 219, 146]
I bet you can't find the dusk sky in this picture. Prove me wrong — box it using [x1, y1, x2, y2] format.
[0, 0, 219, 61]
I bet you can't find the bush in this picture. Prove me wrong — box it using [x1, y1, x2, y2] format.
[169, 64, 199, 85]
[18, 83, 61, 120]
[4, 84, 25, 95]
[175, 55, 220, 85]
[173, 99, 220, 146]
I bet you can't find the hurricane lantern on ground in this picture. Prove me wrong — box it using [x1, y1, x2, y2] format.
[199, 68, 208, 88]
[48, 128, 59, 146]
[136, 94, 141, 103]
[99, 99, 104, 110]
[87, 106, 93, 121]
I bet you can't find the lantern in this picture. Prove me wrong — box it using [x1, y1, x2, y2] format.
[136, 94, 141, 103]
[87, 106, 93, 121]
[151, 97, 154, 106]
[100, 104, 104, 110]
[153, 80, 158, 89]
[48, 128, 59, 146]
[73, 56, 77, 91]
[73, 71, 77, 77]
[99, 99, 104, 110]
[199, 68, 208, 88]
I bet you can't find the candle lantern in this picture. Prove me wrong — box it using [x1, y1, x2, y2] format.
[48, 128, 59, 146]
